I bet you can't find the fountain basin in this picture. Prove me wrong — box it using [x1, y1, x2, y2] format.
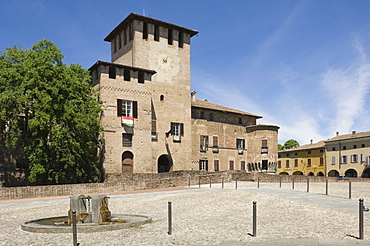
[21, 214, 151, 233]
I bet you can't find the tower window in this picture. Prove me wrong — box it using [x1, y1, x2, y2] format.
[109, 67, 116, 79]
[138, 71, 144, 83]
[122, 133, 133, 147]
[124, 28, 127, 45]
[117, 99, 138, 118]
[178, 32, 184, 48]
[124, 69, 130, 81]
[160, 95, 164, 101]
[238, 117, 242, 125]
[143, 22, 148, 39]
[113, 38, 117, 53]
[154, 25, 159, 41]
[129, 23, 133, 41]
[168, 29, 173, 45]
[118, 32, 122, 49]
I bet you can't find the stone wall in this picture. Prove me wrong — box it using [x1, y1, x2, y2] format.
[2, 171, 370, 200]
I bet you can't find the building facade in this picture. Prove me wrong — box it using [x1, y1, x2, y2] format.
[89, 13, 279, 174]
[277, 140, 326, 176]
[325, 131, 370, 178]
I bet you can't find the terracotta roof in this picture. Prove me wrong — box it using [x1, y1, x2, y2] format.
[105, 13, 199, 42]
[279, 140, 325, 153]
[325, 131, 370, 143]
[191, 99, 262, 118]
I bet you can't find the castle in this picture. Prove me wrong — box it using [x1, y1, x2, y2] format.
[89, 13, 279, 174]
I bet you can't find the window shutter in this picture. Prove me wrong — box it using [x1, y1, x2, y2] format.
[117, 99, 122, 116]
[205, 136, 209, 148]
[180, 123, 184, 136]
[151, 120, 156, 132]
[242, 139, 245, 149]
[133, 101, 138, 118]
[171, 122, 175, 135]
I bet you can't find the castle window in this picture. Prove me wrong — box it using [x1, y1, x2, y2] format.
[129, 23, 133, 41]
[237, 139, 245, 154]
[117, 99, 138, 118]
[261, 139, 268, 154]
[124, 28, 127, 45]
[238, 117, 242, 125]
[143, 22, 148, 39]
[124, 69, 130, 81]
[109, 67, 116, 79]
[122, 133, 133, 147]
[209, 113, 213, 121]
[168, 29, 173, 45]
[286, 160, 290, 168]
[199, 160, 208, 171]
[171, 122, 183, 142]
[294, 159, 298, 167]
[160, 95, 164, 101]
[351, 154, 358, 163]
[151, 120, 157, 141]
[118, 32, 122, 49]
[341, 155, 347, 164]
[212, 136, 219, 153]
[332, 147, 336, 151]
[214, 160, 219, 171]
[154, 25, 159, 41]
[362, 144, 365, 148]
[353, 145, 357, 149]
[241, 161, 246, 170]
[200, 135, 209, 152]
[138, 71, 144, 83]
[229, 160, 234, 170]
[307, 159, 311, 167]
[178, 31, 184, 48]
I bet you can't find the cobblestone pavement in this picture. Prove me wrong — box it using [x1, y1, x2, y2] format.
[1, 181, 370, 245]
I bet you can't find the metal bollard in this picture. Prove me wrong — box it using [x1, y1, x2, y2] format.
[326, 179, 328, 196]
[257, 177, 260, 188]
[222, 177, 224, 188]
[168, 201, 172, 235]
[236, 177, 238, 189]
[349, 181, 352, 199]
[292, 178, 295, 190]
[209, 177, 212, 188]
[252, 201, 257, 237]
[72, 210, 78, 246]
[307, 178, 309, 193]
[359, 198, 364, 240]
[279, 176, 282, 188]
[188, 176, 190, 187]
[199, 176, 201, 188]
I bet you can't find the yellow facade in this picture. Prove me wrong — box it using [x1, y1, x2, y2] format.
[277, 141, 325, 176]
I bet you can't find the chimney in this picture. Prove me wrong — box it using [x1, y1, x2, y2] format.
[352, 130, 356, 135]
[310, 139, 313, 144]
[191, 91, 196, 102]
[336, 131, 339, 136]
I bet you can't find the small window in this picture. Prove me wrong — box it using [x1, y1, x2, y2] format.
[277, 161, 281, 168]
[160, 95, 164, 101]
[351, 154, 358, 163]
[307, 159, 311, 167]
[238, 118, 242, 125]
[261, 139, 268, 154]
[320, 157, 324, 165]
[200, 111, 204, 119]
[143, 22, 148, 39]
[353, 145, 357, 149]
[109, 67, 116, 79]
[209, 113, 213, 121]
[178, 31, 184, 48]
[154, 25, 159, 41]
[332, 147, 336, 151]
[122, 133, 133, 147]
[171, 122, 184, 142]
[361, 154, 365, 162]
[286, 153, 290, 157]
[362, 144, 365, 148]
[332, 156, 335, 165]
[168, 29, 173, 45]
[237, 139, 245, 154]
[341, 155, 347, 164]
[200, 135, 209, 152]
[124, 69, 130, 81]
[118, 33, 122, 49]
[138, 71, 144, 83]
[229, 160, 234, 170]
[199, 160, 208, 171]
[286, 160, 290, 168]
[241, 161, 246, 170]
[294, 159, 298, 167]
[214, 160, 219, 171]
[343, 146, 346, 150]
[308, 151, 311, 154]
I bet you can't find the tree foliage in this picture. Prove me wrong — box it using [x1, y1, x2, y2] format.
[0, 40, 103, 184]
[283, 139, 300, 150]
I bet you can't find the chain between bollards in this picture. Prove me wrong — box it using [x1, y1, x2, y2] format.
[252, 201, 257, 237]
[168, 201, 172, 235]
[359, 198, 364, 240]
[72, 210, 78, 246]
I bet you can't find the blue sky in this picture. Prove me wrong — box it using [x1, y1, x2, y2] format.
[2, 0, 370, 145]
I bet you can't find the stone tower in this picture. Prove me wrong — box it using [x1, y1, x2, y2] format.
[90, 13, 198, 173]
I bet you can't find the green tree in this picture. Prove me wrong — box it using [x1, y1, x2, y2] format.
[278, 144, 284, 151]
[283, 139, 300, 150]
[0, 39, 103, 184]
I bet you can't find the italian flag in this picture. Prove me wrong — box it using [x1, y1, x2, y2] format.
[122, 116, 134, 127]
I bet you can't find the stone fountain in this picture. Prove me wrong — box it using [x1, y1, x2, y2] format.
[22, 194, 151, 233]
